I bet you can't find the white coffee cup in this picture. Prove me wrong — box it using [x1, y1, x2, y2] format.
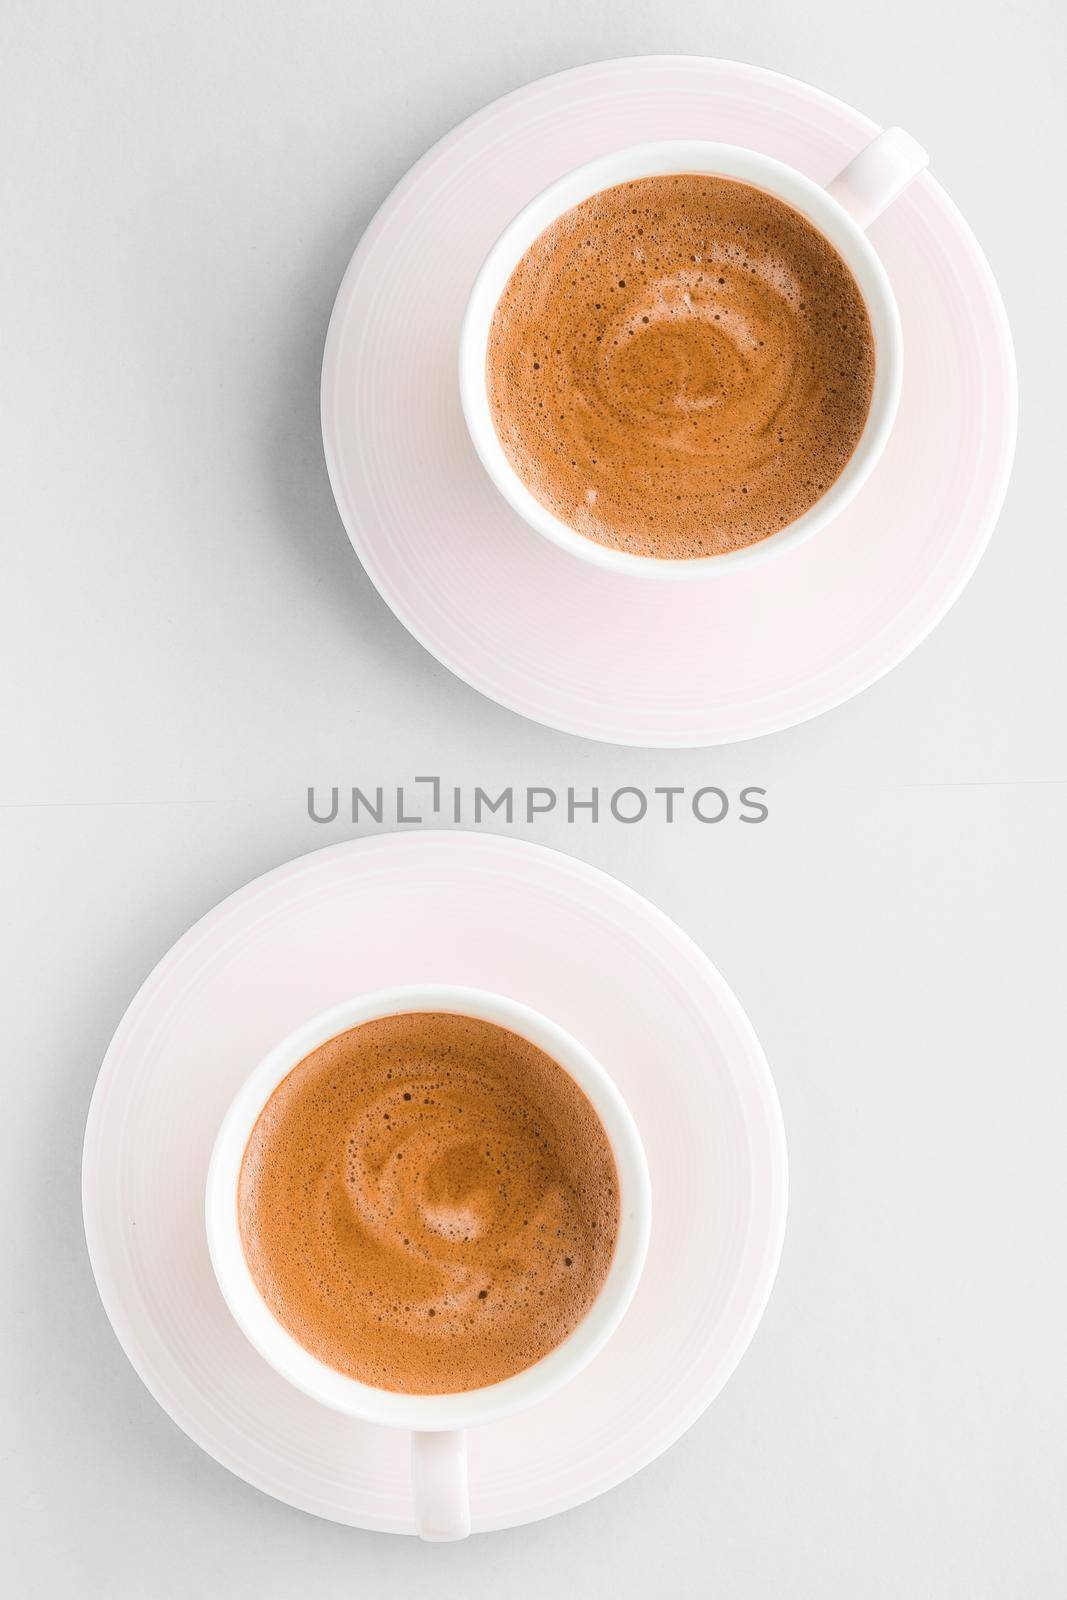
[205, 984, 652, 1541]
[459, 129, 928, 578]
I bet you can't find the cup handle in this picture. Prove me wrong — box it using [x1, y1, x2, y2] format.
[411, 1429, 471, 1541]
[824, 127, 929, 230]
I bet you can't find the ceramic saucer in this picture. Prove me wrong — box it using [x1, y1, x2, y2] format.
[321, 56, 1016, 746]
[82, 831, 786, 1532]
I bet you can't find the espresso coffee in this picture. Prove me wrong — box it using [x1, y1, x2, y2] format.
[486, 173, 876, 558]
[238, 1011, 620, 1394]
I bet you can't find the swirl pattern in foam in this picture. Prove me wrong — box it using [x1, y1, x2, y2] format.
[238, 1012, 620, 1394]
[486, 173, 875, 558]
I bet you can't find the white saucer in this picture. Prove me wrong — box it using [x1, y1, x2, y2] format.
[322, 57, 1016, 746]
[82, 832, 786, 1532]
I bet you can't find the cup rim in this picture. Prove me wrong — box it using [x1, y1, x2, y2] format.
[458, 137, 903, 579]
[205, 983, 652, 1432]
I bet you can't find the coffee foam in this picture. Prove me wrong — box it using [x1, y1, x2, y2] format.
[238, 1012, 620, 1394]
[486, 173, 875, 558]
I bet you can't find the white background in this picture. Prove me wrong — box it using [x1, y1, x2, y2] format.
[3, 2, 1065, 1595]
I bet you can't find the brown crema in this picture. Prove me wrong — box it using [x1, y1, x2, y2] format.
[238, 1012, 620, 1394]
[486, 173, 876, 558]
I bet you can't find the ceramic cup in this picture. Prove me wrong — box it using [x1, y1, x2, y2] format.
[459, 128, 929, 578]
[206, 984, 652, 1541]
